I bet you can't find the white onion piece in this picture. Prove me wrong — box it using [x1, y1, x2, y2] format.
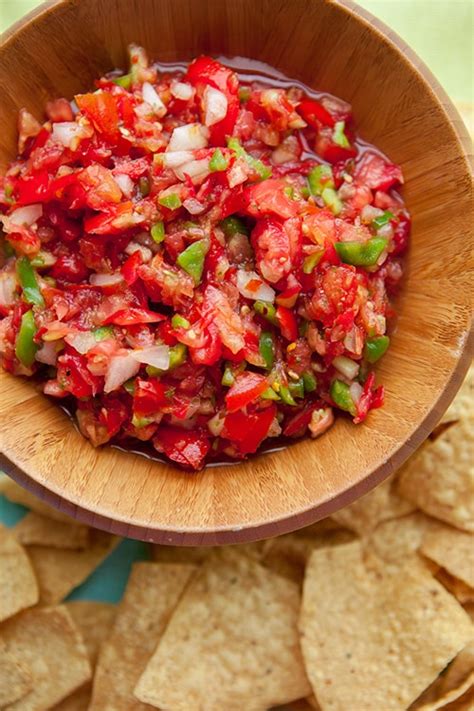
[333, 355, 360, 380]
[142, 82, 167, 116]
[236, 270, 275, 303]
[227, 160, 248, 188]
[171, 81, 194, 100]
[9, 204, 42, 227]
[124, 242, 152, 262]
[35, 340, 60, 365]
[89, 273, 123, 287]
[104, 353, 140, 393]
[162, 151, 194, 168]
[360, 204, 384, 224]
[174, 159, 210, 184]
[183, 197, 206, 215]
[349, 381, 363, 405]
[0, 271, 18, 307]
[167, 123, 209, 151]
[65, 331, 98, 355]
[52, 122, 83, 147]
[271, 144, 297, 165]
[203, 86, 228, 126]
[131, 345, 170, 370]
[114, 173, 134, 198]
[207, 411, 225, 436]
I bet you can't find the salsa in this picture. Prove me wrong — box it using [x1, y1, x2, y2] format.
[0, 47, 410, 471]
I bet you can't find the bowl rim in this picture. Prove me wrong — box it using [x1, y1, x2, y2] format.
[0, 0, 472, 545]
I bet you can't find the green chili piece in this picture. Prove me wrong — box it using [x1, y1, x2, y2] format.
[158, 193, 182, 210]
[303, 250, 324, 274]
[330, 379, 356, 416]
[259, 331, 275, 369]
[283, 186, 295, 200]
[177, 239, 208, 284]
[307, 164, 334, 196]
[169, 343, 187, 369]
[221, 366, 235, 387]
[364, 335, 390, 363]
[227, 137, 272, 181]
[138, 176, 150, 197]
[332, 120, 350, 148]
[279, 384, 297, 406]
[151, 221, 165, 243]
[288, 378, 305, 399]
[209, 148, 229, 172]
[16, 257, 44, 307]
[238, 86, 251, 103]
[146, 365, 162, 377]
[261, 387, 280, 401]
[302, 371, 317, 392]
[335, 237, 388, 267]
[15, 310, 38, 367]
[93, 326, 114, 341]
[372, 211, 394, 230]
[220, 216, 249, 238]
[123, 378, 136, 395]
[113, 74, 132, 89]
[132, 413, 154, 428]
[321, 187, 342, 215]
[253, 300, 278, 326]
[171, 314, 191, 330]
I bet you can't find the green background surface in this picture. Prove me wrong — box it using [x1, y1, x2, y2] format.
[0, 0, 472, 603]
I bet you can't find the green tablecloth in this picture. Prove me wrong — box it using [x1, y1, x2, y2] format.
[0, 0, 472, 603]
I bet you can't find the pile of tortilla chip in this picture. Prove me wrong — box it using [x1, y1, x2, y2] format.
[0, 366, 472, 711]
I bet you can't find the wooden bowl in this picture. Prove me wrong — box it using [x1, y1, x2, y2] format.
[0, 0, 472, 544]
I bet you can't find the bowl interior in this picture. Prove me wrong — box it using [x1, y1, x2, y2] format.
[0, 0, 471, 544]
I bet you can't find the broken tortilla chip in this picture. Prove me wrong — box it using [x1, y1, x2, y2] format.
[13, 512, 90, 550]
[420, 527, 474, 589]
[66, 601, 116, 666]
[435, 569, 474, 604]
[299, 541, 473, 711]
[0, 529, 38, 622]
[0, 475, 81, 524]
[135, 550, 311, 711]
[368, 512, 445, 569]
[26, 529, 119, 604]
[0, 605, 91, 710]
[397, 417, 474, 532]
[90, 562, 196, 711]
[0, 642, 32, 707]
[411, 671, 474, 711]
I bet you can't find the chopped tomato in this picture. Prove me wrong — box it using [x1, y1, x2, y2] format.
[56, 351, 103, 398]
[225, 372, 268, 413]
[297, 98, 335, 128]
[276, 306, 298, 342]
[103, 307, 165, 326]
[75, 91, 120, 143]
[354, 152, 403, 192]
[222, 404, 276, 455]
[134, 378, 171, 416]
[244, 179, 299, 220]
[153, 426, 210, 470]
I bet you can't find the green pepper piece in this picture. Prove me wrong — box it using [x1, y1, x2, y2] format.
[93, 326, 115, 341]
[169, 343, 187, 369]
[171, 314, 191, 330]
[15, 310, 38, 367]
[253, 300, 278, 326]
[283, 186, 295, 200]
[146, 365, 162, 377]
[158, 193, 182, 210]
[303, 250, 324, 274]
[150, 221, 165, 243]
[259, 331, 275, 370]
[113, 73, 132, 89]
[330, 379, 356, 416]
[177, 239, 208, 284]
[132, 413, 154, 428]
[138, 176, 150, 197]
[300, 186, 310, 199]
[364, 335, 390, 363]
[372, 211, 394, 230]
[321, 187, 343, 215]
[227, 137, 272, 181]
[335, 237, 388, 267]
[308, 164, 334, 196]
[220, 216, 249, 238]
[332, 120, 350, 148]
[288, 378, 304, 399]
[302, 371, 317, 392]
[238, 86, 251, 103]
[209, 148, 229, 172]
[279, 384, 297, 406]
[261, 386, 280, 401]
[16, 257, 45, 307]
[221, 366, 235, 387]
[123, 378, 136, 395]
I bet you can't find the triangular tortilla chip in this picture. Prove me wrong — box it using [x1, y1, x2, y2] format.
[13, 512, 90, 550]
[0, 642, 32, 707]
[0, 529, 38, 622]
[420, 527, 474, 589]
[135, 550, 311, 710]
[66, 601, 116, 665]
[368, 512, 445, 569]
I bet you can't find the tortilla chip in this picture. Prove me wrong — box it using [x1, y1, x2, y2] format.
[66, 601, 116, 665]
[26, 529, 119, 604]
[0, 474, 80, 524]
[13, 512, 90, 550]
[369, 512, 445, 569]
[51, 685, 91, 711]
[440, 365, 473, 425]
[151, 541, 267, 564]
[299, 541, 473, 711]
[0, 605, 91, 710]
[436, 569, 474, 604]
[420, 527, 474, 589]
[135, 550, 311, 710]
[90, 562, 196, 710]
[0, 642, 32, 707]
[410, 640, 474, 709]
[397, 417, 474, 532]
[331, 475, 416, 536]
[411, 672, 474, 711]
[0, 529, 38, 622]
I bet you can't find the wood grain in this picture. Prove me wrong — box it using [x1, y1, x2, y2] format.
[0, 0, 472, 544]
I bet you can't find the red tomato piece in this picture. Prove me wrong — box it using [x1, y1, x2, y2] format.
[51, 253, 89, 283]
[153, 426, 210, 470]
[225, 372, 268, 413]
[354, 152, 403, 192]
[297, 98, 335, 128]
[315, 126, 357, 164]
[121, 250, 143, 286]
[56, 351, 103, 398]
[103, 307, 165, 326]
[276, 306, 298, 342]
[134, 378, 171, 416]
[244, 179, 299, 220]
[75, 91, 120, 143]
[283, 403, 317, 437]
[15, 170, 51, 205]
[354, 372, 384, 424]
[223, 404, 276, 455]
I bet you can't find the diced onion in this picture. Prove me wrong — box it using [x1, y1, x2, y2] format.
[104, 353, 140, 393]
[131, 345, 170, 369]
[65, 331, 98, 355]
[114, 173, 135, 198]
[207, 411, 225, 436]
[52, 122, 84, 147]
[333, 355, 360, 380]
[183, 198, 206, 215]
[142, 82, 167, 116]
[360, 205, 384, 223]
[203, 86, 228, 127]
[9, 204, 42, 227]
[236, 270, 276, 303]
[167, 123, 209, 151]
[171, 81, 194, 101]
[124, 242, 152, 262]
[349, 381, 363, 405]
[35, 340, 60, 366]
[89, 273, 124, 287]
[162, 151, 194, 168]
[227, 160, 248, 188]
[0, 271, 18, 307]
[174, 159, 210, 184]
